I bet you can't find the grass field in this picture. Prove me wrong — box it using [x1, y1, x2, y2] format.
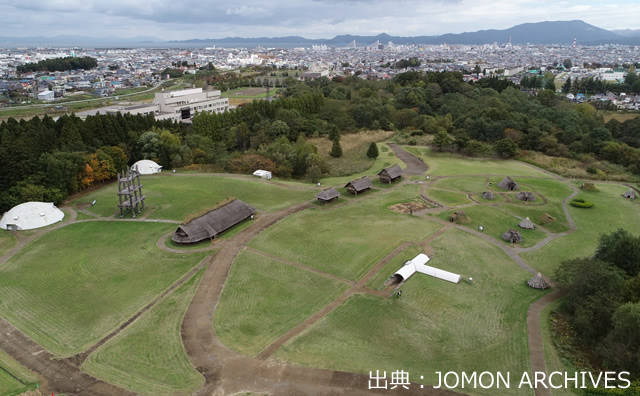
[221, 87, 282, 99]
[521, 183, 640, 276]
[71, 174, 315, 220]
[411, 148, 551, 177]
[0, 232, 17, 257]
[366, 245, 423, 290]
[600, 111, 639, 123]
[0, 349, 39, 396]
[434, 205, 549, 248]
[424, 188, 472, 206]
[0, 221, 208, 356]
[429, 176, 489, 192]
[82, 270, 205, 395]
[276, 228, 542, 395]
[249, 185, 442, 281]
[214, 251, 350, 356]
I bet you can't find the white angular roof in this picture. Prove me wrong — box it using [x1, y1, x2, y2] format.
[1, 202, 65, 230]
[132, 159, 162, 175]
[394, 253, 461, 284]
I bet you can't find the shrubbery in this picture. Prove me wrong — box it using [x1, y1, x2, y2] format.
[570, 198, 594, 208]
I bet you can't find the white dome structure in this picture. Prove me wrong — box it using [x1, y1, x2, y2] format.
[1, 202, 65, 231]
[132, 159, 163, 175]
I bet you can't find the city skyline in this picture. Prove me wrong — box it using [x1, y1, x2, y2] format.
[1, 0, 640, 41]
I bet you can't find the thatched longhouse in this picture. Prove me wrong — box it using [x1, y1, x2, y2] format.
[172, 199, 255, 244]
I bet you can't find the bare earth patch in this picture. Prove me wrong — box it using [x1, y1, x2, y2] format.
[388, 201, 431, 214]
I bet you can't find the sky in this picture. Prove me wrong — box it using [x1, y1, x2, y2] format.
[1, 0, 639, 40]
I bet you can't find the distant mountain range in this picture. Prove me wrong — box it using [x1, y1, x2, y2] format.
[1, 20, 639, 48]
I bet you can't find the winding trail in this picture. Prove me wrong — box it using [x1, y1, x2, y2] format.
[0, 144, 604, 396]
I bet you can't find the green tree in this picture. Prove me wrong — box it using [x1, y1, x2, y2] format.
[330, 138, 343, 158]
[306, 164, 322, 183]
[595, 229, 640, 277]
[366, 142, 379, 159]
[494, 138, 519, 158]
[432, 130, 453, 152]
[563, 58, 573, 69]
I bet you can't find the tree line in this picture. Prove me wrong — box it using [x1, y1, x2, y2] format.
[17, 57, 98, 73]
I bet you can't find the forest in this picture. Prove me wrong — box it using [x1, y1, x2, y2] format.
[1, 70, 640, 213]
[16, 56, 98, 73]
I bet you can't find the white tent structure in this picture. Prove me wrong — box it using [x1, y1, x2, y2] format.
[253, 170, 272, 180]
[132, 159, 163, 175]
[1, 202, 65, 231]
[393, 253, 462, 284]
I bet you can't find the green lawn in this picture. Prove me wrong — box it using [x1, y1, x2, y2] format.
[276, 228, 542, 396]
[413, 148, 550, 177]
[82, 270, 205, 395]
[0, 349, 39, 396]
[214, 250, 350, 356]
[0, 232, 17, 257]
[429, 176, 489, 192]
[320, 142, 405, 186]
[521, 183, 640, 277]
[0, 221, 208, 357]
[424, 188, 472, 206]
[71, 174, 315, 220]
[249, 186, 442, 281]
[434, 205, 549, 248]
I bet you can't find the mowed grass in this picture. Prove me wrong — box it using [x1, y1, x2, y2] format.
[71, 174, 315, 220]
[366, 244, 423, 290]
[0, 222, 208, 356]
[521, 183, 640, 277]
[424, 188, 472, 206]
[82, 270, 205, 395]
[413, 147, 550, 177]
[0, 231, 17, 257]
[214, 250, 350, 356]
[0, 349, 39, 396]
[434, 205, 548, 248]
[249, 186, 442, 281]
[276, 228, 541, 396]
[429, 176, 489, 193]
[500, 178, 573, 233]
[319, 142, 404, 186]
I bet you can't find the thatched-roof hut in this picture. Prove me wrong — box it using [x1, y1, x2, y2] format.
[527, 273, 550, 290]
[518, 217, 535, 229]
[377, 164, 403, 184]
[581, 182, 598, 191]
[501, 229, 523, 244]
[516, 192, 536, 202]
[316, 188, 340, 203]
[540, 213, 556, 224]
[172, 199, 255, 244]
[622, 189, 637, 200]
[344, 177, 373, 195]
[449, 210, 470, 223]
[498, 177, 519, 191]
[482, 191, 495, 200]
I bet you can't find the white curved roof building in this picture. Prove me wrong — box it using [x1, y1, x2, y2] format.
[394, 253, 461, 284]
[1, 202, 65, 231]
[132, 159, 163, 175]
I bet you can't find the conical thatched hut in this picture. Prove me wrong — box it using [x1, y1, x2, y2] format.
[527, 273, 550, 290]
[622, 189, 637, 200]
[449, 210, 470, 223]
[540, 213, 556, 224]
[581, 182, 598, 191]
[501, 229, 523, 244]
[498, 177, 519, 191]
[482, 191, 495, 200]
[518, 217, 535, 229]
[516, 192, 536, 202]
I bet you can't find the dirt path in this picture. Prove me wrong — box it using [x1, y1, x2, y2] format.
[387, 143, 428, 175]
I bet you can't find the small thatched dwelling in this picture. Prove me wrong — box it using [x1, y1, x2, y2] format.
[540, 213, 556, 224]
[377, 164, 403, 184]
[498, 177, 519, 191]
[172, 199, 255, 244]
[518, 217, 535, 229]
[449, 210, 470, 223]
[344, 177, 373, 195]
[501, 229, 523, 244]
[482, 191, 495, 200]
[516, 192, 536, 202]
[316, 188, 340, 204]
[622, 189, 637, 200]
[527, 273, 550, 290]
[581, 182, 598, 191]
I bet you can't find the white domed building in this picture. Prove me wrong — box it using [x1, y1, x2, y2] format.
[1, 202, 65, 231]
[131, 159, 163, 175]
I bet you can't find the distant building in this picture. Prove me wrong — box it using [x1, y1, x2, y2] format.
[37, 90, 54, 101]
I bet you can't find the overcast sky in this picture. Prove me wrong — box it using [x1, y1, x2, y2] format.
[1, 0, 639, 39]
